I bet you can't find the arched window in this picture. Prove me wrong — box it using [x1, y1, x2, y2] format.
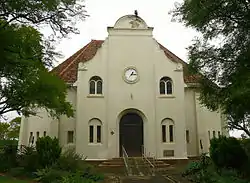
[160, 77, 173, 95]
[161, 118, 175, 143]
[89, 118, 102, 144]
[89, 76, 103, 94]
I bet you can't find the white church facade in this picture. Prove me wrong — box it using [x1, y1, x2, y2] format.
[18, 14, 227, 160]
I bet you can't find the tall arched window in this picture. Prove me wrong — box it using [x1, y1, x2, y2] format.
[89, 118, 102, 144]
[161, 118, 175, 143]
[89, 76, 103, 94]
[160, 77, 173, 95]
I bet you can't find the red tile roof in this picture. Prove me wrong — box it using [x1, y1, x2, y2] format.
[52, 40, 200, 83]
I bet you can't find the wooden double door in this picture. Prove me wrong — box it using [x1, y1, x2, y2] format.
[119, 113, 143, 157]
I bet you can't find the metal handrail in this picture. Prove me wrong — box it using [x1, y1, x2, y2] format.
[122, 145, 131, 176]
[141, 145, 155, 175]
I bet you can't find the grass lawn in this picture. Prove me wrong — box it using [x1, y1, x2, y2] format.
[0, 176, 31, 183]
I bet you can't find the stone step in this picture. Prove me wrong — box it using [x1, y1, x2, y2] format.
[98, 164, 124, 167]
[98, 158, 125, 167]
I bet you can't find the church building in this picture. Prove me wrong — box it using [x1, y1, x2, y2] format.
[18, 13, 227, 160]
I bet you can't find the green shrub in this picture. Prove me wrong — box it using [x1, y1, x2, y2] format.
[3, 144, 18, 167]
[36, 136, 61, 168]
[52, 171, 103, 183]
[81, 167, 104, 182]
[0, 153, 11, 172]
[183, 154, 215, 182]
[241, 138, 250, 159]
[54, 147, 86, 172]
[216, 169, 249, 183]
[183, 155, 248, 183]
[0, 144, 18, 171]
[210, 136, 247, 170]
[0, 140, 18, 147]
[35, 167, 69, 183]
[18, 146, 39, 172]
[9, 167, 25, 177]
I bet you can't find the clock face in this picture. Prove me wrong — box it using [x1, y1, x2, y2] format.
[124, 67, 138, 83]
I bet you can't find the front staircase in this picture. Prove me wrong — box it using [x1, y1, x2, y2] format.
[98, 157, 170, 176]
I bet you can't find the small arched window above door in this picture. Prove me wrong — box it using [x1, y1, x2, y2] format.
[159, 77, 173, 95]
[89, 76, 103, 95]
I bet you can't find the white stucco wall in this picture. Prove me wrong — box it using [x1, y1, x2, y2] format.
[18, 14, 225, 160]
[195, 92, 222, 154]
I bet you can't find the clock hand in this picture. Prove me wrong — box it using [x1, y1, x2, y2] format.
[130, 72, 134, 77]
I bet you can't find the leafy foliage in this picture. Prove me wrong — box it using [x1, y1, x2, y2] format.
[9, 167, 25, 178]
[0, 0, 87, 38]
[210, 136, 248, 170]
[183, 154, 248, 183]
[0, 144, 18, 171]
[36, 136, 62, 168]
[183, 153, 213, 182]
[0, 117, 21, 140]
[35, 147, 103, 183]
[7, 117, 21, 140]
[241, 138, 250, 159]
[0, 0, 86, 118]
[171, 0, 250, 136]
[0, 20, 74, 118]
[35, 167, 70, 183]
[0, 122, 10, 139]
[18, 146, 39, 173]
[58, 172, 100, 183]
[54, 146, 86, 172]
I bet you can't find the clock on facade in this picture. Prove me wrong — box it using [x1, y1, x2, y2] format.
[124, 67, 139, 83]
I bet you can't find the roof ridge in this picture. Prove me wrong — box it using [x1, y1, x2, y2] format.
[54, 39, 199, 84]
[59, 41, 93, 77]
[157, 42, 188, 65]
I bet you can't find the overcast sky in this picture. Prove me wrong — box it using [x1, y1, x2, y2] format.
[55, 0, 198, 63]
[3, 0, 241, 137]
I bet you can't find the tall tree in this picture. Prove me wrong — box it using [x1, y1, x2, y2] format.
[0, 117, 21, 140]
[7, 117, 21, 140]
[171, 0, 250, 136]
[0, 122, 9, 140]
[0, 0, 87, 118]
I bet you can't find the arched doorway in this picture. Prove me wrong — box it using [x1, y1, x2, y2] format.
[119, 113, 143, 157]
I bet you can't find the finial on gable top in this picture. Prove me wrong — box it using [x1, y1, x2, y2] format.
[134, 10, 138, 17]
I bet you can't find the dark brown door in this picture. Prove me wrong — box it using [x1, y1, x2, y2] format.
[120, 113, 143, 157]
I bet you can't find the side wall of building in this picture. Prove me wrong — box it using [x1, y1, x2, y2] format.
[195, 92, 222, 154]
[18, 88, 77, 147]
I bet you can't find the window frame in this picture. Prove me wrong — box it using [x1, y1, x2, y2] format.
[159, 77, 173, 95]
[186, 130, 190, 143]
[162, 125, 166, 143]
[89, 125, 94, 143]
[36, 131, 39, 141]
[88, 118, 102, 144]
[213, 130, 216, 138]
[161, 118, 175, 143]
[67, 131, 74, 144]
[89, 76, 103, 95]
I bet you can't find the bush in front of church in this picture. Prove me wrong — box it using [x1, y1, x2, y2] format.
[210, 136, 248, 170]
[36, 136, 62, 168]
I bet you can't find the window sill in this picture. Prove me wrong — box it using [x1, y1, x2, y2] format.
[66, 142, 75, 145]
[88, 143, 103, 146]
[87, 94, 104, 98]
[158, 95, 175, 98]
[162, 142, 175, 145]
